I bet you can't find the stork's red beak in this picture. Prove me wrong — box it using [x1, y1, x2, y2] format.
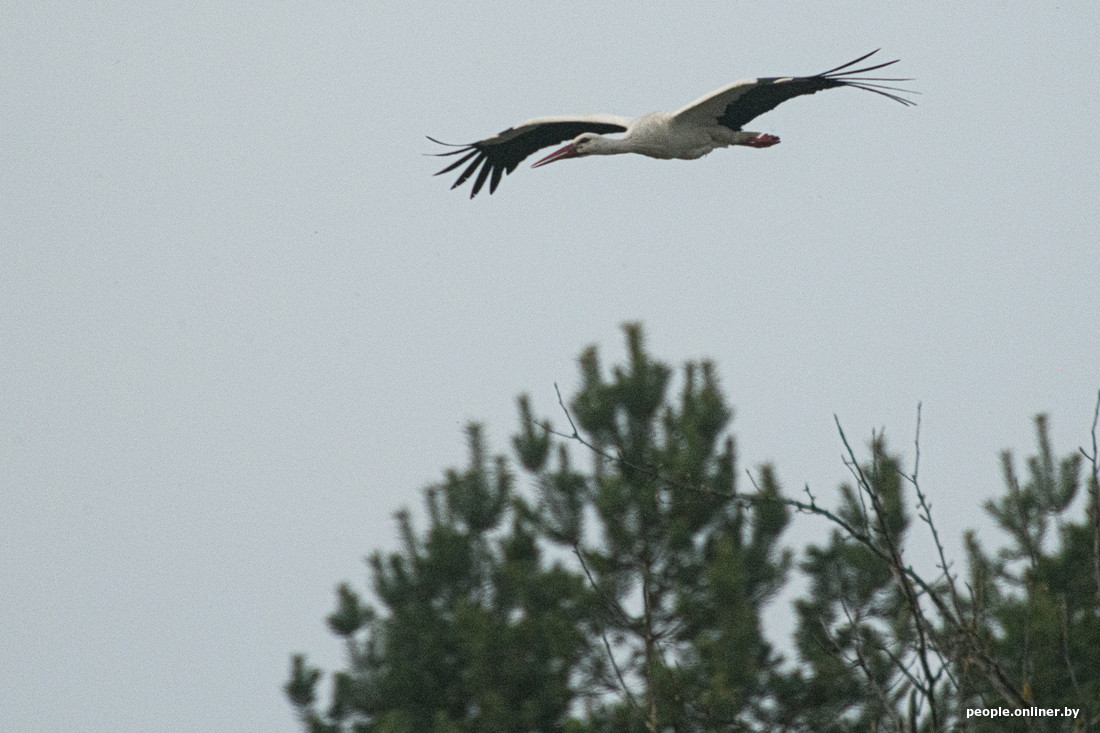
[532, 143, 580, 168]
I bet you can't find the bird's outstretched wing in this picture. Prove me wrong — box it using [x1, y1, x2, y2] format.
[673, 49, 916, 132]
[429, 115, 630, 198]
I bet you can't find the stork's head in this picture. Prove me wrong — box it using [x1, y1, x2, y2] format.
[531, 132, 603, 168]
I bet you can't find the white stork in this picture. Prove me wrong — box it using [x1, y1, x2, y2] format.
[430, 50, 915, 198]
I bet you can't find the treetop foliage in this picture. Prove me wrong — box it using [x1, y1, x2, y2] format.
[287, 324, 1100, 733]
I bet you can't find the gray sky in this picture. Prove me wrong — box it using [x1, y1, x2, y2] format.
[3, 2, 1098, 731]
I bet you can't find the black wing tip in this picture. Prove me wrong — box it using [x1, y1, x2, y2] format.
[819, 50, 918, 106]
[819, 49, 883, 76]
[431, 151, 499, 199]
[426, 135, 467, 147]
[427, 134, 499, 198]
[426, 135, 480, 160]
[426, 136, 494, 198]
[433, 149, 478, 177]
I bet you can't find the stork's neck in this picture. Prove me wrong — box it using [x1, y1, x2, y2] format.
[585, 135, 633, 156]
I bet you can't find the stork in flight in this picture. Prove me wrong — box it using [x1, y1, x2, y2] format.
[430, 50, 915, 198]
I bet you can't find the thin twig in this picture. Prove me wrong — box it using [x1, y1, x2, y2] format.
[1080, 390, 1100, 607]
[601, 629, 640, 712]
[835, 593, 913, 732]
[571, 544, 640, 711]
[835, 416, 875, 508]
[912, 401, 922, 484]
[554, 382, 582, 438]
[573, 545, 634, 629]
[902, 403, 965, 622]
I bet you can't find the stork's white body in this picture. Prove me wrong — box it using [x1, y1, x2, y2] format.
[583, 112, 762, 160]
[431, 51, 915, 198]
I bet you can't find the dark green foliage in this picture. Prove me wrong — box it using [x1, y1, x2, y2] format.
[513, 394, 552, 473]
[955, 414, 1099, 732]
[286, 654, 322, 709]
[286, 328, 1100, 733]
[287, 421, 592, 733]
[550, 324, 793, 732]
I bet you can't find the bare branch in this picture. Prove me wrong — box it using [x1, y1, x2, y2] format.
[553, 383, 1032, 722]
[901, 403, 966, 622]
[553, 382, 582, 439]
[835, 413, 941, 731]
[601, 626, 640, 712]
[1081, 389, 1100, 607]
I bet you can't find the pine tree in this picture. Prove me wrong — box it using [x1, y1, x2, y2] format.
[286, 424, 593, 732]
[954, 414, 1100, 731]
[286, 326, 1100, 733]
[287, 325, 793, 732]
[515, 323, 793, 731]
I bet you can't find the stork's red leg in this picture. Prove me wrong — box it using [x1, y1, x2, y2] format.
[745, 133, 780, 148]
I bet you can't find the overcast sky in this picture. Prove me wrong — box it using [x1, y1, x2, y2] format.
[3, 3, 1099, 731]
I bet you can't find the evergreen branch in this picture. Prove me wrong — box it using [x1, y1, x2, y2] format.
[1002, 449, 1042, 571]
[550, 382, 754, 508]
